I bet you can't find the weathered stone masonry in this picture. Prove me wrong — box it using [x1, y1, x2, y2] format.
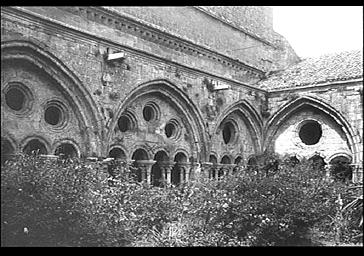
[1, 6, 362, 183]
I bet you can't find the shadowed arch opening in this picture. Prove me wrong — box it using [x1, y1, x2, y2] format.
[221, 155, 231, 164]
[309, 154, 326, 172]
[109, 147, 127, 160]
[1, 138, 15, 165]
[329, 155, 352, 182]
[172, 152, 188, 185]
[132, 148, 149, 182]
[152, 150, 169, 187]
[55, 143, 78, 158]
[23, 139, 47, 155]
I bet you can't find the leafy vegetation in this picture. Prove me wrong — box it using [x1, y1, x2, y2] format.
[1, 153, 362, 246]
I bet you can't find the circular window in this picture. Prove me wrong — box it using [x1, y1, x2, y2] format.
[5, 87, 25, 111]
[164, 119, 181, 140]
[165, 123, 175, 138]
[45, 106, 62, 125]
[43, 100, 68, 129]
[142, 102, 160, 122]
[222, 122, 236, 144]
[3, 82, 33, 114]
[143, 106, 155, 121]
[118, 115, 131, 132]
[299, 121, 322, 145]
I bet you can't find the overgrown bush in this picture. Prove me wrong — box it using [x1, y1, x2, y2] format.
[1, 152, 354, 247]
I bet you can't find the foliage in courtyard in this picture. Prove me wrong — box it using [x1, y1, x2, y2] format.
[1, 153, 361, 247]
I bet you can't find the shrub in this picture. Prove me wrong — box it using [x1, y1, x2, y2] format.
[1, 152, 349, 247]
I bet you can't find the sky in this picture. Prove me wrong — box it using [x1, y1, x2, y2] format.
[272, 6, 363, 58]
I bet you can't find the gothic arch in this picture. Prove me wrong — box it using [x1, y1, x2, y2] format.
[213, 99, 263, 152]
[1, 39, 104, 156]
[109, 79, 208, 161]
[264, 96, 359, 164]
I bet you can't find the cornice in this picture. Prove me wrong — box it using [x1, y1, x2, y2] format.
[61, 6, 265, 76]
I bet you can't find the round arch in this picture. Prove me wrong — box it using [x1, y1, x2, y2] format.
[129, 142, 154, 160]
[108, 144, 129, 160]
[1, 39, 104, 157]
[220, 155, 232, 164]
[20, 135, 51, 155]
[53, 139, 80, 158]
[264, 96, 359, 164]
[174, 151, 188, 163]
[109, 79, 208, 162]
[327, 152, 353, 164]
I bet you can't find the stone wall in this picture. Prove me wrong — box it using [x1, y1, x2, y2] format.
[1, 6, 362, 182]
[1, 6, 265, 163]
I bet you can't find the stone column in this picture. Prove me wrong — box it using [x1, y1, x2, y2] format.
[179, 165, 185, 184]
[352, 164, 363, 183]
[325, 164, 332, 179]
[215, 164, 225, 180]
[201, 162, 213, 179]
[135, 160, 156, 185]
[189, 162, 200, 181]
[179, 163, 191, 182]
[225, 164, 236, 176]
[160, 161, 175, 185]
[126, 159, 135, 174]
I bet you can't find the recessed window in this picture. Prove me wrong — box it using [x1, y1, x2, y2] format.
[222, 122, 236, 144]
[164, 119, 181, 140]
[142, 102, 160, 122]
[43, 100, 67, 128]
[165, 123, 175, 138]
[299, 121, 322, 145]
[117, 111, 137, 133]
[5, 87, 25, 111]
[118, 115, 131, 132]
[45, 106, 62, 125]
[4, 83, 33, 114]
[143, 105, 155, 121]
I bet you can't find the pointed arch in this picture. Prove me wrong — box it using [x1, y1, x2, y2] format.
[264, 96, 359, 163]
[213, 99, 263, 152]
[109, 79, 208, 161]
[1, 39, 104, 156]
